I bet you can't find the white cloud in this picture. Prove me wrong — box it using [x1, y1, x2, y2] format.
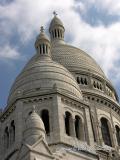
[0, 0, 120, 85]
[0, 45, 20, 60]
[76, 0, 120, 16]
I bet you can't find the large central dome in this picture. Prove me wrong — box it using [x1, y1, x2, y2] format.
[51, 43, 105, 78]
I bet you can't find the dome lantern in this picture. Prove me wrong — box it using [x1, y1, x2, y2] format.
[49, 12, 65, 43]
[35, 26, 51, 58]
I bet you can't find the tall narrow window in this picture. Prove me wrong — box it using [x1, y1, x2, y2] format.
[65, 112, 71, 136]
[115, 125, 120, 146]
[84, 78, 88, 85]
[58, 29, 60, 37]
[4, 127, 9, 149]
[10, 121, 15, 145]
[40, 45, 42, 54]
[43, 44, 45, 54]
[77, 77, 80, 84]
[55, 29, 57, 38]
[41, 110, 50, 135]
[75, 116, 84, 140]
[81, 77, 84, 84]
[75, 116, 81, 139]
[101, 118, 112, 146]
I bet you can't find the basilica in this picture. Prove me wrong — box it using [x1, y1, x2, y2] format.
[0, 13, 120, 160]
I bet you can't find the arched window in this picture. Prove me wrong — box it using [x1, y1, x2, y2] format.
[97, 82, 99, 89]
[115, 125, 120, 146]
[41, 110, 50, 135]
[101, 118, 112, 146]
[65, 112, 71, 136]
[81, 77, 84, 84]
[39, 45, 42, 54]
[75, 116, 80, 140]
[4, 127, 9, 149]
[77, 77, 80, 84]
[10, 121, 15, 145]
[84, 78, 88, 85]
[75, 115, 84, 140]
[93, 81, 96, 88]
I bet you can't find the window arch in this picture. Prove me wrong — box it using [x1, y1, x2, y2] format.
[115, 125, 120, 146]
[4, 127, 9, 149]
[101, 117, 112, 146]
[41, 110, 50, 135]
[65, 111, 72, 136]
[10, 120, 15, 145]
[75, 115, 84, 140]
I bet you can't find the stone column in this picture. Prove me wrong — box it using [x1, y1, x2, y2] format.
[70, 117, 76, 137]
[84, 107, 94, 146]
[110, 109, 117, 148]
[97, 121, 104, 146]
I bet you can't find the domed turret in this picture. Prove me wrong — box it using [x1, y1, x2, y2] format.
[23, 106, 45, 145]
[49, 12, 65, 43]
[35, 26, 51, 59]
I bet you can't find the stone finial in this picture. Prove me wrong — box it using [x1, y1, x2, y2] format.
[32, 105, 36, 113]
[40, 26, 44, 33]
[53, 11, 57, 17]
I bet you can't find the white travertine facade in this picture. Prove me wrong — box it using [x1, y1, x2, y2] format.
[0, 14, 120, 160]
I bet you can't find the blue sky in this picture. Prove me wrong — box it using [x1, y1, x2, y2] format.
[0, 0, 120, 108]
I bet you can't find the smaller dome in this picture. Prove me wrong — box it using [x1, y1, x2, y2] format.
[26, 108, 45, 132]
[49, 13, 65, 43]
[35, 26, 50, 49]
[24, 107, 45, 145]
[49, 16, 64, 29]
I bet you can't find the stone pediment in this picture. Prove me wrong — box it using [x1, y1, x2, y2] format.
[17, 136, 54, 160]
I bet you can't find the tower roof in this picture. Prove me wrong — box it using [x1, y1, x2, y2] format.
[49, 13, 64, 30]
[26, 106, 45, 132]
[35, 26, 50, 46]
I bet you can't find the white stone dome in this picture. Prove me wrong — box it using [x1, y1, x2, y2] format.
[49, 15, 64, 30]
[8, 56, 83, 104]
[24, 108, 45, 145]
[26, 109, 45, 131]
[51, 43, 105, 78]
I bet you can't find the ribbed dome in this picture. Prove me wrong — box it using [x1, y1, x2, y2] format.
[26, 109, 45, 131]
[24, 108, 45, 145]
[51, 43, 106, 78]
[49, 15, 64, 29]
[8, 56, 83, 104]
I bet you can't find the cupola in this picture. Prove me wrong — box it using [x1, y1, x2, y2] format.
[35, 26, 51, 58]
[49, 12, 65, 43]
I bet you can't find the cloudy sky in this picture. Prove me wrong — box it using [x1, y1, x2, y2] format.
[0, 0, 120, 108]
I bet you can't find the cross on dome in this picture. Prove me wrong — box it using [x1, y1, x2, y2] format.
[53, 11, 57, 17]
[40, 26, 44, 33]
